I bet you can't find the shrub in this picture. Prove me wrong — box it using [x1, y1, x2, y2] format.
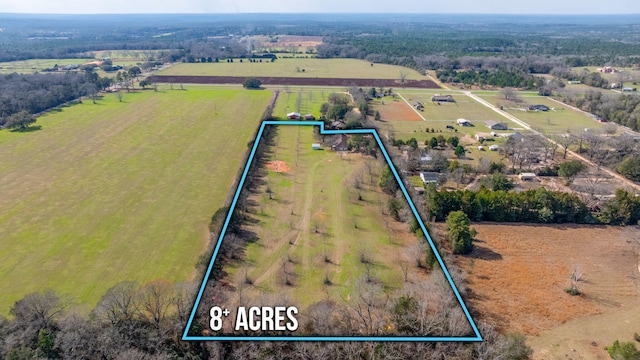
[446, 210, 474, 255]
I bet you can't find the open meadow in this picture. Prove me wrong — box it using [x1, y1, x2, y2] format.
[0, 88, 272, 313]
[478, 95, 608, 134]
[271, 88, 330, 119]
[455, 223, 640, 359]
[157, 58, 427, 80]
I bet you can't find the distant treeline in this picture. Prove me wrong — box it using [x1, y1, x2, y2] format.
[0, 72, 111, 124]
[426, 187, 640, 226]
[435, 69, 546, 89]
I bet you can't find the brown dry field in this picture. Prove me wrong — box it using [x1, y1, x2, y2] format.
[451, 223, 640, 359]
[374, 98, 423, 122]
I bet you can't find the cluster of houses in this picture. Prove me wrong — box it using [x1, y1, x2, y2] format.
[598, 66, 618, 74]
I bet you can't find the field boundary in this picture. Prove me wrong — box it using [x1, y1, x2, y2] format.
[183, 121, 482, 342]
[147, 75, 440, 88]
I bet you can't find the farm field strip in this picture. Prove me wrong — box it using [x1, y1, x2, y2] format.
[0, 89, 272, 312]
[218, 123, 444, 315]
[156, 58, 428, 80]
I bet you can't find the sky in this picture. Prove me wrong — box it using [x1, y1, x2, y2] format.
[0, 0, 639, 14]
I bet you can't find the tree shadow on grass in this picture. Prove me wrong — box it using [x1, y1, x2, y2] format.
[466, 242, 503, 261]
[11, 125, 42, 133]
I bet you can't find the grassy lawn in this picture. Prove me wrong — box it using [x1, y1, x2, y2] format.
[157, 58, 427, 80]
[0, 88, 271, 313]
[271, 88, 331, 119]
[478, 95, 606, 134]
[222, 124, 424, 309]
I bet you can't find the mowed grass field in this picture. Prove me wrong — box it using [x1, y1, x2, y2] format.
[223, 125, 427, 308]
[0, 88, 271, 313]
[478, 94, 607, 134]
[272, 88, 330, 119]
[157, 58, 426, 80]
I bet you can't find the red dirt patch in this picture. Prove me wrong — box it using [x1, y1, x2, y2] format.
[374, 99, 423, 122]
[147, 75, 440, 89]
[266, 160, 290, 173]
[451, 223, 639, 336]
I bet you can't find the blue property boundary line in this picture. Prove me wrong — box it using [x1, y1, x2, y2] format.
[183, 120, 483, 342]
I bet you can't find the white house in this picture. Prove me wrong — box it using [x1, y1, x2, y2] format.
[519, 173, 536, 181]
[456, 118, 471, 126]
[489, 145, 500, 151]
[287, 112, 301, 120]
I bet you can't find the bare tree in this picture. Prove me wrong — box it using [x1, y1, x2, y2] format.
[500, 87, 520, 103]
[10, 290, 67, 331]
[139, 280, 173, 329]
[554, 133, 575, 159]
[94, 281, 140, 324]
[399, 71, 407, 86]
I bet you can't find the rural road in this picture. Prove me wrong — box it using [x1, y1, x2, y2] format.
[464, 91, 640, 194]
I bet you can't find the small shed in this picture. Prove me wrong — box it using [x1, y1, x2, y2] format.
[485, 120, 508, 130]
[420, 154, 433, 163]
[478, 146, 485, 151]
[419, 172, 439, 184]
[304, 114, 316, 120]
[311, 143, 321, 150]
[287, 112, 301, 120]
[489, 145, 500, 151]
[519, 172, 536, 181]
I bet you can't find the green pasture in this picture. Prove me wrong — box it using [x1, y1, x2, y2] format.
[0, 88, 271, 313]
[157, 58, 427, 80]
[272, 88, 331, 119]
[479, 95, 606, 134]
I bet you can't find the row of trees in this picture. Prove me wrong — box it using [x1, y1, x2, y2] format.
[425, 185, 640, 226]
[436, 69, 546, 89]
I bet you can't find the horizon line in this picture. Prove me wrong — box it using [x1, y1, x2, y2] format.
[1, 12, 639, 16]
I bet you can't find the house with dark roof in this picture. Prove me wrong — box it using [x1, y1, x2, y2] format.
[485, 120, 508, 130]
[331, 134, 349, 151]
[431, 95, 455, 103]
[528, 104, 550, 111]
[419, 172, 439, 184]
